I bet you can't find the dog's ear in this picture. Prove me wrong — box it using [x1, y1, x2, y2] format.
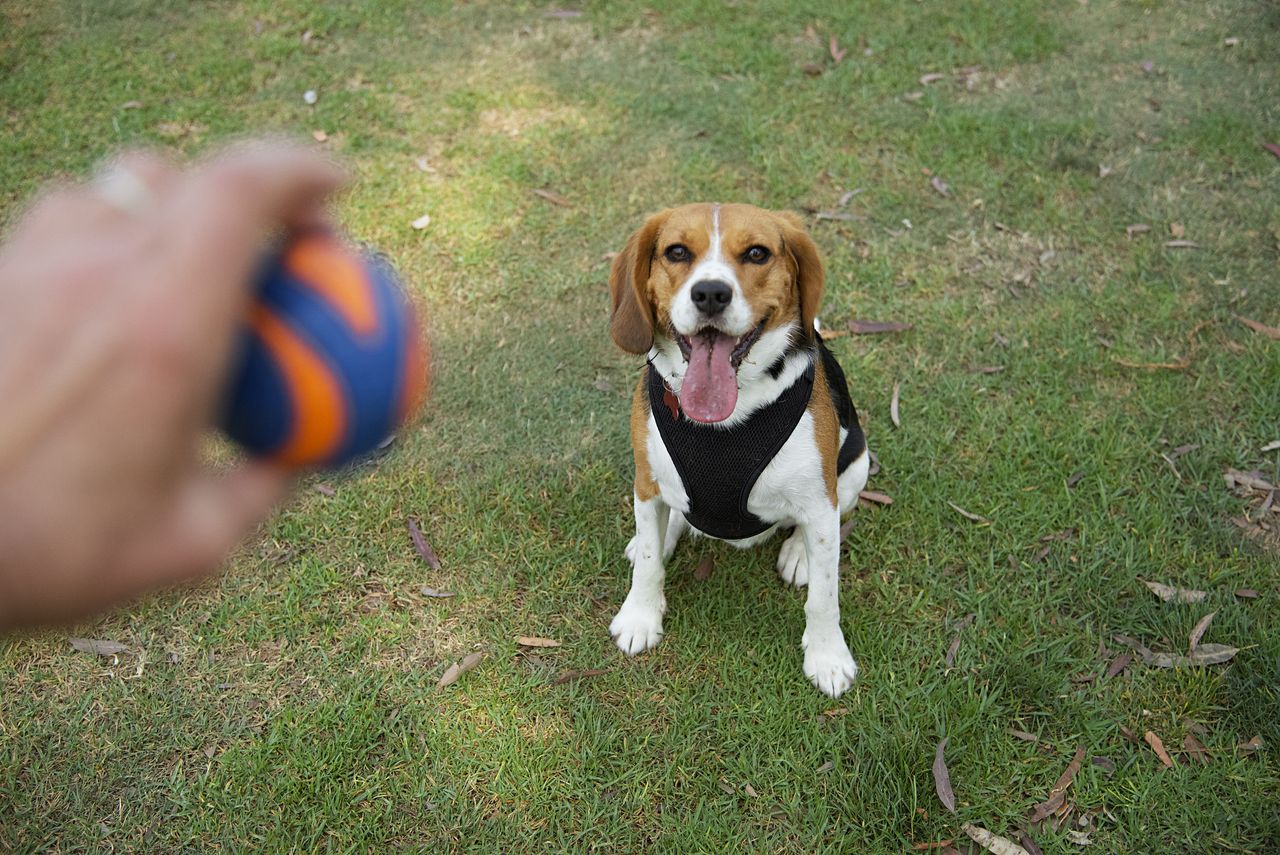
[778, 212, 825, 339]
[609, 210, 669, 353]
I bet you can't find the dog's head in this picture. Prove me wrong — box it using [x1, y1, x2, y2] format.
[609, 203, 824, 424]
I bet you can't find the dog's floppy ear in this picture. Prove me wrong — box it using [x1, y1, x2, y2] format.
[778, 211, 825, 339]
[608, 210, 669, 353]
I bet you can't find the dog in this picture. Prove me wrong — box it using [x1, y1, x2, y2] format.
[607, 202, 870, 697]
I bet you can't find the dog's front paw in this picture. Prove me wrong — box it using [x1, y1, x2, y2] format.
[610, 598, 665, 656]
[776, 529, 809, 587]
[624, 535, 639, 564]
[801, 631, 858, 698]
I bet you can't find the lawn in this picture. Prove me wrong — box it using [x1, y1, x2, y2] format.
[2, 0, 1278, 851]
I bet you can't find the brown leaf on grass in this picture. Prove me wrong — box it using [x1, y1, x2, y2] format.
[1238, 735, 1264, 756]
[961, 823, 1030, 855]
[1164, 240, 1199, 249]
[920, 72, 947, 85]
[801, 63, 825, 77]
[1142, 580, 1207, 603]
[314, 483, 336, 497]
[929, 175, 951, 197]
[419, 585, 455, 598]
[891, 382, 902, 428]
[437, 651, 485, 689]
[549, 667, 608, 686]
[944, 614, 976, 668]
[1224, 469, 1278, 492]
[822, 706, 850, 718]
[1119, 725, 1142, 744]
[1029, 745, 1085, 821]
[912, 842, 956, 851]
[932, 737, 956, 813]
[407, 518, 442, 570]
[1009, 729, 1043, 745]
[1235, 588, 1259, 599]
[970, 365, 1005, 374]
[1125, 223, 1151, 237]
[1105, 651, 1133, 679]
[533, 188, 573, 207]
[515, 635, 561, 648]
[1183, 733, 1210, 765]
[839, 518, 857, 540]
[1144, 731, 1175, 768]
[848, 319, 913, 334]
[744, 782, 759, 798]
[1169, 222, 1186, 239]
[947, 501, 991, 524]
[1236, 315, 1280, 340]
[859, 490, 894, 505]
[1067, 470, 1086, 488]
[819, 327, 849, 341]
[70, 638, 129, 657]
[1018, 830, 1045, 855]
[1177, 644, 1239, 666]
[694, 555, 715, 581]
[816, 760, 834, 773]
[829, 35, 847, 64]
[311, 129, 328, 143]
[1168, 442, 1200, 459]
[1188, 611, 1216, 651]
[1091, 756, 1116, 775]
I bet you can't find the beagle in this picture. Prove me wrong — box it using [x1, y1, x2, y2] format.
[607, 202, 870, 697]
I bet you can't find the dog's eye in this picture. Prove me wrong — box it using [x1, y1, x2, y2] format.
[664, 244, 691, 263]
[744, 245, 771, 264]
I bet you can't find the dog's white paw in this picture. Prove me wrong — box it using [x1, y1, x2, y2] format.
[624, 535, 639, 564]
[801, 631, 858, 698]
[776, 529, 809, 587]
[610, 598, 665, 656]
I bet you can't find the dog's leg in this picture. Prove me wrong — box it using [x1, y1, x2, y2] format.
[798, 507, 858, 697]
[611, 494, 668, 655]
[776, 526, 809, 587]
[625, 507, 686, 564]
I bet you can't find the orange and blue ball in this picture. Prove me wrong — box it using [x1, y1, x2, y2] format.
[221, 233, 429, 468]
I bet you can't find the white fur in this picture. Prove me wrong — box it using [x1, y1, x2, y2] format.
[669, 203, 756, 338]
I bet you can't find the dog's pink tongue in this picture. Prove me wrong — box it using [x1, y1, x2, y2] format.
[680, 331, 738, 423]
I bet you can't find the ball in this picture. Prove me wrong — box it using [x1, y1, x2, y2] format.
[220, 233, 429, 468]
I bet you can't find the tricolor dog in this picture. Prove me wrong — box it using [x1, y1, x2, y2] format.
[607, 202, 869, 698]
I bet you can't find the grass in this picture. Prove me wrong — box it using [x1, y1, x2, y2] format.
[2, 0, 1278, 851]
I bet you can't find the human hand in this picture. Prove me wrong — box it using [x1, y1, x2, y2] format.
[0, 142, 345, 629]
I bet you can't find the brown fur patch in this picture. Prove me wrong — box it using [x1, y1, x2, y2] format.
[630, 375, 659, 501]
[808, 357, 840, 507]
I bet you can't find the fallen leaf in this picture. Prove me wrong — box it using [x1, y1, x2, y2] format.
[1019, 830, 1045, 855]
[932, 737, 956, 813]
[816, 760, 834, 773]
[437, 651, 484, 689]
[1067, 470, 1086, 488]
[1144, 731, 1174, 768]
[913, 842, 955, 851]
[411, 213, 431, 230]
[419, 585, 454, 598]
[1125, 223, 1151, 237]
[314, 483, 336, 497]
[839, 518, 856, 540]
[693, 555, 715, 581]
[961, 823, 1030, 855]
[1066, 829, 1092, 847]
[1091, 756, 1116, 774]
[1178, 643, 1239, 666]
[120, 100, 143, 110]
[1009, 729, 1043, 745]
[801, 63, 825, 77]
[929, 175, 951, 197]
[414, 155, 435, 173]
[1262, 440, 1280, 453]
[1029, 745, 1085, 821]
[1169, 222, 1185, 238]
[970, 365, 1005, 374]
[533, 188, 573, 207]
[1105, 651, 1133, 678]
[819, 327, 849, 341]
[1119, 725, 1142, 744]
[859, 490, 894, 505]
[516, 635, 561, 648]
[1169, 443, 1200, 459]
[311, 129, 328, 142]
[1235, 588, 1259, 599]
[1235, 315, 1280, 340]
[1224, 469, 1278, 491]
[891, 382, 901, 428]
[1164, 240, 1199, 249]
[829, 35, 847, 63]
[1223, 36, 1240, 46]
[947, 501, 991, 524]
[1187, 611, 1216, 651]
[407, 518, 442, 570]
[1264, 143, 1280, 160]
[848, 319, 913, 334]
[944, 614, 976, 668]
[744, 782, 759, 798]
[903, 91, 925, 101]
[822, 706, 850, 718]
[837, 188, 863, 206]
[1142, 580, 1207, 603]
[549, 667, 607, 686]
[716, 780, 736, 795]
[1182, 733, 1210, 765]
[920, 72, 947, 85]
[1238, 735, 1263, 756]
[1098, 164, 1113, 178]
[70, 638, 129, 657]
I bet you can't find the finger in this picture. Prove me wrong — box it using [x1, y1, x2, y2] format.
[110, 462, 294, 594]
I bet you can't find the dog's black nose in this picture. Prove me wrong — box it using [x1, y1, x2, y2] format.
[690, 280, 732, 315]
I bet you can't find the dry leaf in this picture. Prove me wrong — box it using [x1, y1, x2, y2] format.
[1223, 36, 1240, 46]
[932, 737, 956, 813]
[1142, 580, 1207, 603]
[70, 638, 129, 657]
[944, 614, 976, 668]
[1119, 725, 1142, 744]
[1169, 222, 1185, 238]
[1224, 469, 1278, 491]
[839, 518, 856, 540]
[823, 706, 850, 718]
[516, 635, 561, 648]
[829, 35, 847, 64]
[1164, 240, 1199, 249]
[1105, 651, 1133, 678]
[816, 760, 834, 773]
[920, 72, 947, 85]
[903, 91, 925, 102]
[311, 129, 328, 142]
[1187, 611, 1216, 651]
[970, 365, 1005, 374]
[419, 585, 454, 598]
[859, 490, 893, 505]
[533, 188, 573, 207]
[912, 843, 955, 852]
[1009, 729, 1042, 745]
[1029, 746, 1085, 821]
[1125, 223, 1151, 237]
[744, 783, 759, 798]
[437, 651, 484, 689]
[1262, 441, 1280, 453]
[1235, 588, 1259, 599]
[1144, 731, 1174, 768]
[549, 667, 608, 686]
[407, 518, 442, 570]
[819, 327, 849, 341]
[1236, 315, 1280, 340]
[1091, 756, 1116, 775]
[801, 63, 824, 76]
[849, 319, 913, 334]
[1169, 443, 1200, 459]
[1066, 829, 1092, 847]
[1067, 470, 1086, 488]
[891, 382, 901, 428]
[694, 555, 715, 581]
[961, 823, 1030, 855]
[947, 501, 990, 524]
[1264, 143, 1280, 160]
[929, 175, 951, 197]
[411, 213, 431, 230]
[1238, 735, 1264, 756]
[1019, 830, 1046, 855]
[1182, 733, 1209, 765]
[314, 483, 336, 497]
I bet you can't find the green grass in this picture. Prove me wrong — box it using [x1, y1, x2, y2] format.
[2, 0, 1278, 851]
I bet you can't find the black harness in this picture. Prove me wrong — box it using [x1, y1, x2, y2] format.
[646, 338, 865, 540]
